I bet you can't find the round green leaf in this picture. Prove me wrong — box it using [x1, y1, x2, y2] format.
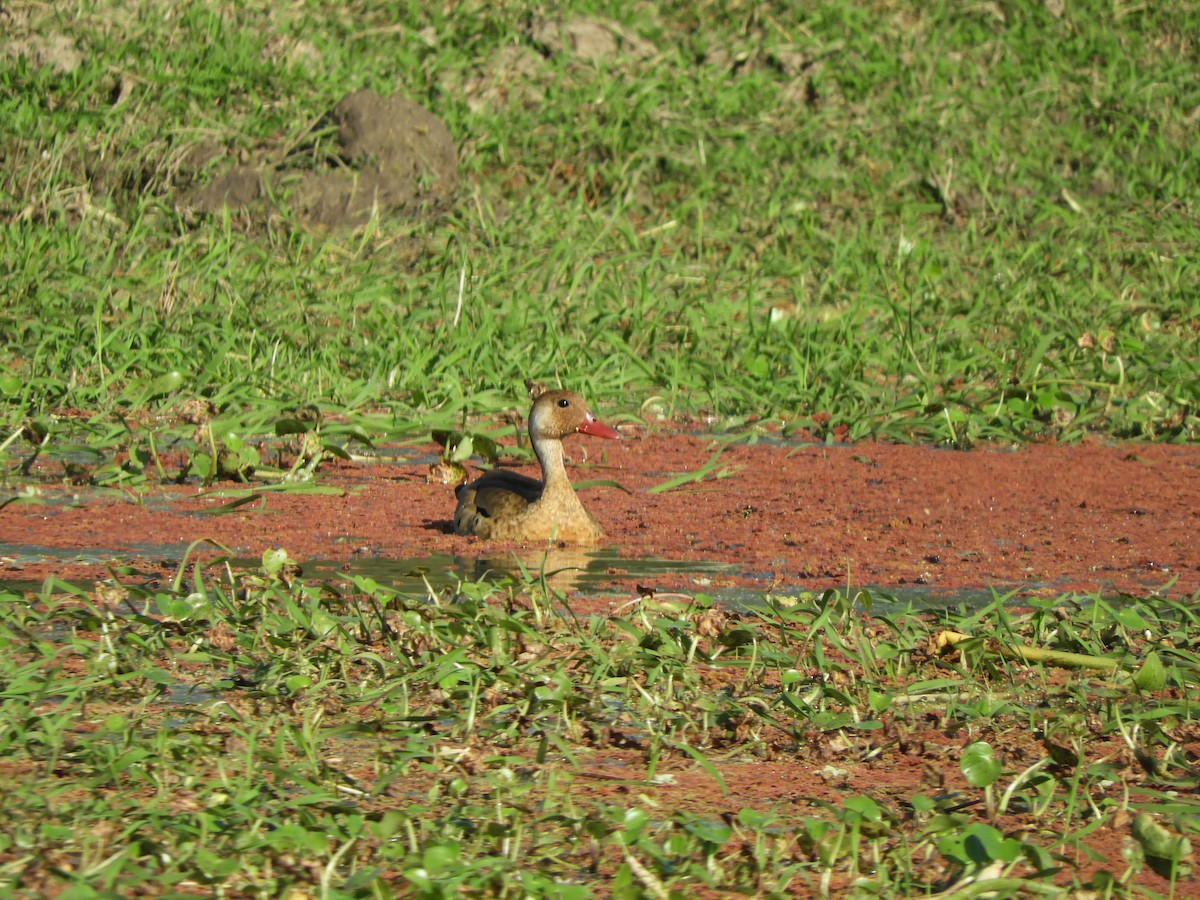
[147, 369, 185, 398]
[422, 842, 460, 875]
[963, 822, 1021, 863]
[843, 795, 883, 822]
[961, 741, 1002, 788]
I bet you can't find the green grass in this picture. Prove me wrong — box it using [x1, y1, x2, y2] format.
[1, 558, 1197, 896]
[3, 1, 1200, 895]
[3, 0, 1199, 473]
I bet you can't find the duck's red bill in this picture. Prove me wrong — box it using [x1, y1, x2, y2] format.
[577, 416, 621, 440]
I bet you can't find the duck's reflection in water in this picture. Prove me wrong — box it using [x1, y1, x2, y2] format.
[460, 547, 608, 592]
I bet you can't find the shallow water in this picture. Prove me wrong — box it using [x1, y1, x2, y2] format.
[294, 547, 738, 594]
[1, 542, 1001, 612]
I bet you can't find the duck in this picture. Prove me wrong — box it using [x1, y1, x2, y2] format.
[453, 384, 620, 544]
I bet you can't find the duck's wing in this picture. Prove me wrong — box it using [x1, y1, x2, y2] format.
[453, 469, 543, 535]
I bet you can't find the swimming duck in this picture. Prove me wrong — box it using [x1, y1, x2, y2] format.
[453, 387, 620, 543]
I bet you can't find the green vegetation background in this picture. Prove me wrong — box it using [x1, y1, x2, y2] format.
[3, 0, 1198, 455]
[3, 4, 1200, 897]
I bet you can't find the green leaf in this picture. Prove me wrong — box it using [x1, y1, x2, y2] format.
[146, 369, 185, 399]
[679, 816, 733, 846]
[621, 808, 649, 840]
[963, 822, 1021, 863]
[648, 448, 738, 494]
[430, 429, 457, 449]
[472, 433, 500, 463]
[275, 417, 313, 436]
[1132, 651, 1167, 692]
[285, 674, 312, 693]
[261, 548, 292, 577]
[868, 689, 893, 713]
[961, 741, 1002, 788]
[908, 794, 937, 814]
[1132, 813, 1192, 872]
[842, 795, 883, 823]
[1115, 607, 1149, 631]
[449, 434, 474, 463]
[422, 842, 461, 875]
[405, 868, 433, 891]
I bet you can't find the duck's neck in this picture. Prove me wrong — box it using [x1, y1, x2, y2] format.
[533, 435, 573, 495]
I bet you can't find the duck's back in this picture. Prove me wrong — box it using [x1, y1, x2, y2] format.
[453, 469, 542, 537]
[452, 468, 604, 543]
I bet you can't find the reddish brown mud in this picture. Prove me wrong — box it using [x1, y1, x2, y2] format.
[4, 433, 1197, 603]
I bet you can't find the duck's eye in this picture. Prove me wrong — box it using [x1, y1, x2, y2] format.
[557, 398, 570, 408]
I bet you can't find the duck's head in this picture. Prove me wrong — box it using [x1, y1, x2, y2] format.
[529, 390, 621, 442]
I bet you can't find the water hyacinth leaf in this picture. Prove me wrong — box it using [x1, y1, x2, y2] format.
[352, 575, 382, 594]
[150, 369, 185, 395]
[1115, 607, 1150, 631]
[961, 741, 1002, 788]
[736, 808, 777, 829]
[404, 868, 434, 892]
[622, 807, 650, 840]
[908, 794, 937, 814]
[285, 674, 311, 693]
[124, 369, 185, 405]
[422, 842, 460, 874]
[842, 795, 884, 824]
[471, 433, 500, 463]
[449, 433, 474, 463]
[261, 548, 294, 578]
[679, 815, 733, 846]
[1132, 651, 1167, 692]
[368, 810, 407, 841]
[332, 423, 375, 446]
[963, 822, 1022, 864]
[430, 429, 457, 449]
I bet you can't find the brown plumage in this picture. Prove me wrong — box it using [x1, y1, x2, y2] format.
[453, 389, 620, 543]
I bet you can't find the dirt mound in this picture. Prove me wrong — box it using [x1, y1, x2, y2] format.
[528, 15, 657, 61]
[0, 7, 83, 76]
[188, 89, 458, 228]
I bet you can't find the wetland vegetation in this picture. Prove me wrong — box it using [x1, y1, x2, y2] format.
[2, 0, 1199, 895]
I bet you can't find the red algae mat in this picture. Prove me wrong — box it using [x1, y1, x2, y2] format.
[3, 432, 1198, 601]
